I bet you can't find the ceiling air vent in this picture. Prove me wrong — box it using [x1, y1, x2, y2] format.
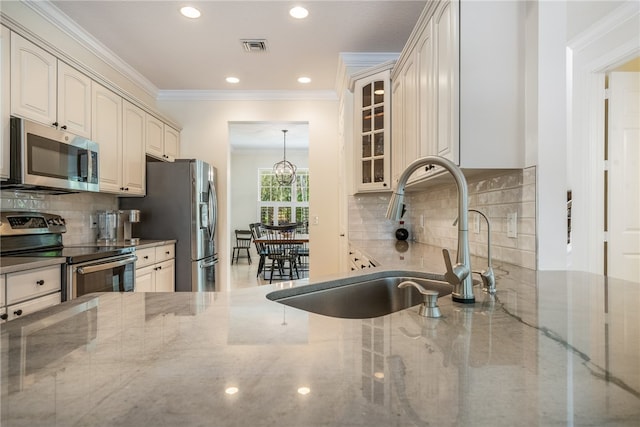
[241, 39, 268, 53]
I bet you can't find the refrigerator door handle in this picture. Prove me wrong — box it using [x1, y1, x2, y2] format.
[201, 257, 218, 268]
[207, 180, 217, 242]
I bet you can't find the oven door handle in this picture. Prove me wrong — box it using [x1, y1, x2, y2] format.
[76, 256, 137, 275]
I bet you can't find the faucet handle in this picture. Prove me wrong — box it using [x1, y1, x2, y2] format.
[442, 249, 469, 286]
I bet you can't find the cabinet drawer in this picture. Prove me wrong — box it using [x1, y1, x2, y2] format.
[155, 244, 174, 262]
[6, 265, 61, 304]
[136, 247, 156, 268]
[7, 292, 61, 321]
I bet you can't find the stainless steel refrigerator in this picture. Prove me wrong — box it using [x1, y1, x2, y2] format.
[120, 159, 218, 291]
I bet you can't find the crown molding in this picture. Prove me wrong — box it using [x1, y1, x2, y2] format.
[157, 90, 338, 102]
[24, 0, 159, 99]
[339, 52, 400, 69]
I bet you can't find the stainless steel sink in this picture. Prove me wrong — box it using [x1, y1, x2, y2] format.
[266, 271, 453, 319]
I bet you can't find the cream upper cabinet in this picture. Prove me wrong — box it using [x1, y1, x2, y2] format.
[10, 32, 56, 126]
[163, 125, 180, 160]
[1, 25, 10, 180]
[352, 66, 392, 193]
[122, 100, 146, 196]
[391, 0, 524, 185]
[146, 113, 179, 162]
[145, 114, 164, 158]
[10, 33, 91, 137]
[92, 82, 123, 193]
[57, 61, 92, 138]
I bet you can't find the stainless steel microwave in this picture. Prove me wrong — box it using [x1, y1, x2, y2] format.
[2, 116, 99, 193]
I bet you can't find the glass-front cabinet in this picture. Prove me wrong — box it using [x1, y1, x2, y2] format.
[353, 67, 392, 193]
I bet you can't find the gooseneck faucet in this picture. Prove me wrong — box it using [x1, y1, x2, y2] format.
[386, 156, 475, 303]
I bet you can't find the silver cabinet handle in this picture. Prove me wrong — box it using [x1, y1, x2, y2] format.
[76, 256, 137, 275]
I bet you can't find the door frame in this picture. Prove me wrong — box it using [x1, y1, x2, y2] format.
[567, 1, 640, 274]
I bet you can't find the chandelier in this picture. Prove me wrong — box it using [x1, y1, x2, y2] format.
[273, 129, 297, 186]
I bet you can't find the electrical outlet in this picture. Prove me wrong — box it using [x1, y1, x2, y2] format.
[473, 215, 481, 234]
[313, 216, 319, 225]
[507, 212, 517, 238]
[89, 214, 96, 229]
[420, 214, 424, 227]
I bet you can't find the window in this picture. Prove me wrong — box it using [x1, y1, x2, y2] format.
[259, 169, 309, 228]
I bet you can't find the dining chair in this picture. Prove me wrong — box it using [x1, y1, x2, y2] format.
[231, 229, 253, 264]
[249, 223, 268, 277]
[262, 224, 300, 283]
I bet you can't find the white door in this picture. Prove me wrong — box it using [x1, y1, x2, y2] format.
[608, 72, 640, 282]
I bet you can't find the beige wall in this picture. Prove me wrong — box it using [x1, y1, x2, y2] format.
[156, 99, 339, 289]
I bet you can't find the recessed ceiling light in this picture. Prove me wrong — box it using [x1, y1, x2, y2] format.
[297, 387, 311, 395]
[289, 6, 309, 19]
[180, 6, 201, 19]
[225, 387, 239, 395]
[298, 77, 311, 84]
[226, 77, 240, 84]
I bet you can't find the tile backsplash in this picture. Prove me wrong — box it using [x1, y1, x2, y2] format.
[348, 167, 536, 269]
[1, 190, 118, 245]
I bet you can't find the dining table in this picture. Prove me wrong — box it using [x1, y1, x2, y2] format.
[253, 233, 309, 279]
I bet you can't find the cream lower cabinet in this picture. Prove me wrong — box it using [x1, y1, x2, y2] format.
[135, 244, 175, 292]
[348, 245, 377, 271]
[391, 0, 525, 187]
[2, 264, 62, 322]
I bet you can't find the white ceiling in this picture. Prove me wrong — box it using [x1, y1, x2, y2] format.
[50, 0, 426, 92]
[47, 1, 427, 148]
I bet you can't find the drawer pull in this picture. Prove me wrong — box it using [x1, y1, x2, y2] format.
[166, 251, 170, 255]
[14, 309, 23, 316]
[36, 279, 45, 286]
[144, 256, 149, 259]
[0, 313, 7, 320]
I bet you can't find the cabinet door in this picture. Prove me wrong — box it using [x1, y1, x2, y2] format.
[7, 292, 61, 321]
[57, 61, 91, 138]
[6, 265, 61, 305]
[135, 247, 156, 269]
[163, 125, 180, 161]
[122, 100, 146, 195]
[1, 25, 10, 180]
[354, 69, 391, 193]
[434, 0, 459, 163]
[154, 260, 175, 292]
[10, 32, 57, 126]
[145, 114, 164, 159]
[135, 265, 155, 292]
[93, 82, 123, 193]
[410, 19, 437, 183]
[391, 78, 404, 190]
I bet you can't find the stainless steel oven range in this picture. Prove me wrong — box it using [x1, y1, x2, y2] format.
[0, 211, 136, 300]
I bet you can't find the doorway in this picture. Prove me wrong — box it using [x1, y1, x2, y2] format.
[228, 121, 310, 285]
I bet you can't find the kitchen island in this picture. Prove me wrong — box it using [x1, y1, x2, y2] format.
[1, 241, 639, 426]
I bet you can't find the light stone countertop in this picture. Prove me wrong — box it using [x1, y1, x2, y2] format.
[0, 256, 66, 275]
[1, 240, 639, 426]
